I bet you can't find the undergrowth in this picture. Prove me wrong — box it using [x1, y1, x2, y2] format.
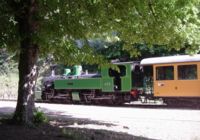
[33, 108, 48, 124]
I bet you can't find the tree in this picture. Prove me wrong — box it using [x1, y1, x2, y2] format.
[0, 49, 18, 75]
[0, 0, 200, 124]
[95, 42, 186, 61]
[116, 0, 200, 55]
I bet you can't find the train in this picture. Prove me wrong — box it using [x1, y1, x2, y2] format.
[41, 54, 200, 106]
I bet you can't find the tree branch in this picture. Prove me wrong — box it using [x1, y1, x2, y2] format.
[148, 0, 157, 21]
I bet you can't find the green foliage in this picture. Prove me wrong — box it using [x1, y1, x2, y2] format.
[1, 0, 200, 63]
[48, 39, 107, 66]
[0, 49, 18, 75]
[95, 40, 186, 62]
[0, 1, 19, 49]
[33, 108, 48, 124]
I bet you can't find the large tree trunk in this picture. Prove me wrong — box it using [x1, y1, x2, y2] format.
[12, 0, 39, 124]
[13, 44, 39, 124]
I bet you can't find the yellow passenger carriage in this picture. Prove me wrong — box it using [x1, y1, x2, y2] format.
[141, 54, 200, 105]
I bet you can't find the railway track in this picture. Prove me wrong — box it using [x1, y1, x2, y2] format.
[1, 98, 199, 109]
[35, 99, 200, 110]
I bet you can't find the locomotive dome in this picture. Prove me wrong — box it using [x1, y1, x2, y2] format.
[140, 54, 200, 65]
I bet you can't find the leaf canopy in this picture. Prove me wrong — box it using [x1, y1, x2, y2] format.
[0, 0, 200, 65]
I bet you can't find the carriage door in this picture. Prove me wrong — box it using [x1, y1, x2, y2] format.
[154, 65, 176, 97]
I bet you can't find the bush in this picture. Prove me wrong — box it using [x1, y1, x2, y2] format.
[33, 108, 48, 124]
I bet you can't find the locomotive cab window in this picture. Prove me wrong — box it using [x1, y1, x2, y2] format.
[109, 65, 126, 91]
[109, 65, 126, 77]
[178, 65, 197, 80]
[156, 66, 174, 80]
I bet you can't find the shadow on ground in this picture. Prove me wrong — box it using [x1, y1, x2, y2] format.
[0, 107, 15, 119]
[0, 120, 155, 140]
[0, 107, 155, 140]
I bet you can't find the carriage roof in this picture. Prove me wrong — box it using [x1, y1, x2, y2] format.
[140, 54, 200, 65]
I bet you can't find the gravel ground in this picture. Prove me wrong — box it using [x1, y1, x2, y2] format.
[1, 101, 200, 140]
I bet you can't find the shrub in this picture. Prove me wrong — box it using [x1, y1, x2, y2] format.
[33, 108, 48, 124]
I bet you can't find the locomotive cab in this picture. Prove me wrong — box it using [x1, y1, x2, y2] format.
[108, 65, 126, 91]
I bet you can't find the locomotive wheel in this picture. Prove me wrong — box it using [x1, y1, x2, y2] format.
[113, 95, 123, 105]
[41, 89, 55, 101]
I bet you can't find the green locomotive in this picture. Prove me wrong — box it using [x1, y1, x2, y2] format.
[41, 61, 146, 104]
[42, 54, 200, 106]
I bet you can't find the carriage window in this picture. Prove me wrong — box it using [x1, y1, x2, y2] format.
[178, 65, 197, 80]
[156, 66, 174, 80]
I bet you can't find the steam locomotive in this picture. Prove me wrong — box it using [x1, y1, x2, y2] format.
[41, 54, 200, 106]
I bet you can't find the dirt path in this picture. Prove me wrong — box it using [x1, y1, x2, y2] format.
[0, 101, 152, 140]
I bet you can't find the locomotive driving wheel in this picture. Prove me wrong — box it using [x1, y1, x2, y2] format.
[41, 88, 55, 101]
